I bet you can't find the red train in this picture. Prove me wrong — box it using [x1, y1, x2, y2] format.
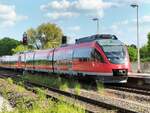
[0, 34, 131, 83]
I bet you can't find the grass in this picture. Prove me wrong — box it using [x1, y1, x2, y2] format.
[3, 70, 104, 96]
[21, 72, 82, 93]
[0, 78, 37, 111]
[0, 78, 86, 113]
[22, 73, 62, 88]
[1, 70, 92, 96]
[59, 82, 69, 91]
[6, 78, 13, 85]
[96, 80, 105, 95]
[74, 82, 81, 95]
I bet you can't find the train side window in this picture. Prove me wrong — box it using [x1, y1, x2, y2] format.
[91, 49, 104, 62]
[73, 48, 92, 62]
[19, 56, 21, 62]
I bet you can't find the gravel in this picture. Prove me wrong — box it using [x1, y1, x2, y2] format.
[0, 95, 13, 112]
[105, 88, 150, 105]
[68, 89, 150, 113]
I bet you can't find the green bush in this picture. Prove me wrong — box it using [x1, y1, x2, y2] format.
[127, 46, 137, 62]
[141, 57, 150, 62]
[22, 73, 81, 90]
[96, 81, 105, 95]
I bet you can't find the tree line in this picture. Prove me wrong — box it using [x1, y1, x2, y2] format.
[128, 32, 150, 62]
[0, 23, 63, 56]
[0, 38, 20, 56]
[0, 22, 150, 62]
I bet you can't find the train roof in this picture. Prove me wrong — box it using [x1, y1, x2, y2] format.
[97, 39, 124, 46]
[75, 34, 118, 44]
[75, 34, 124, 46]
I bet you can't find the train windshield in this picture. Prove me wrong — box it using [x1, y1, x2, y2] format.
[102, 45, 126, 64]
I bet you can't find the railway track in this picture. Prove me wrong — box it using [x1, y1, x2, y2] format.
[0, 73, 132, 113]
[105, 84, 150, 96]
[25, 81, 118, 113]
[0, 72, 150, 113]
[1, 69, 150, 96]
[13, 79, 150, 113]
[28, 81, 147, 113]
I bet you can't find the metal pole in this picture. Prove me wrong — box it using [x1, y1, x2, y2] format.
[97, 19, 99, 34]
[137, 5, 141, 73]
[131, 4, 141, 73]
[92, 18, 99, 34]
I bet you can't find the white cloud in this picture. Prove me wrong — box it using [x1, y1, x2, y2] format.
[73, 0, 116, 17]
[40, 0, 71, 11]
[68, 26, 80, 32]
[46, 12, 78, 20]
[17, 15, 28, 21]
[40, 0, 116, 20]
[131, 15, 150, 25]
[111, 15, 150, 28]
[103, 15, 150, 46]
[103, 20, 129, 34]
[120, 20, 129, 25]
[140, 16, 150, 24]
[110, 16, 150, 30]
[50, 0, 70, 10]
[111, 0, 150, 6]
[74, 0, 115, 10]
[0, 4, 28, 28]
[1, 21, 15, 28]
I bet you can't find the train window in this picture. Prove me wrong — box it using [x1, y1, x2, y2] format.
[54, 49, 73, 60]
[65, 49, 73, 59]
[19, 56, 21, 62]
[47, 52, 53, 65]
[73, 48, 92, 60]
[102, 45, 126, 64]
[21, 54, 25, 62]
[26, 53, 34, 61]
[91, 49, 104, 62]
[35, 52, 47, 60]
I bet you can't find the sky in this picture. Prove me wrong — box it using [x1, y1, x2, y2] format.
[0, 0, 150, 47]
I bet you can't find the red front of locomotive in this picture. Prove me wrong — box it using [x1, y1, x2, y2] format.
[93, 39, 131, 83]
[96, 41, 131, 72]
[72, 37, 131, 83]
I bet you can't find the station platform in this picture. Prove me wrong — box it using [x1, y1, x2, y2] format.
[128, 73, 150, 84]
[129, 73, 150, 78]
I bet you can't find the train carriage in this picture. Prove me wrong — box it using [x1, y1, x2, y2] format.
[0, 34, 131, 83]
[33, 49, 53, 72]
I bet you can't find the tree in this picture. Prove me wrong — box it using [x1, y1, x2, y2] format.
[26, 28, 38, 49]
[130, 44, 137, 49]
[127, 45, 137, 62]
[140, 45, 148, 59]
[0, 37, 20, 56]
[147, 32, 150, 53]
[26, 23, 63, 49]
[12, 45, 31, 54]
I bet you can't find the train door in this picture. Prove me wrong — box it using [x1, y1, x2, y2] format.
[25, 52, 34, 70]
[18, 55, 21, 69]
[72, 47, 93, 75]
[65, 48, 73, 74]
[90, 48, 106, 73]
[53, 47, 73, 75]
[21, 53, 26, 69]
[48, 50, 54, 73]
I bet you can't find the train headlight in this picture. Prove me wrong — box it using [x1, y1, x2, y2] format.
[113, 69, 127, 76]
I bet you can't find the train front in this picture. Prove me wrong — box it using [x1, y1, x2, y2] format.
[97, 38, 131, 83]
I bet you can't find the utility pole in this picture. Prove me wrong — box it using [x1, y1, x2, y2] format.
[131, 3, 141, 73]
